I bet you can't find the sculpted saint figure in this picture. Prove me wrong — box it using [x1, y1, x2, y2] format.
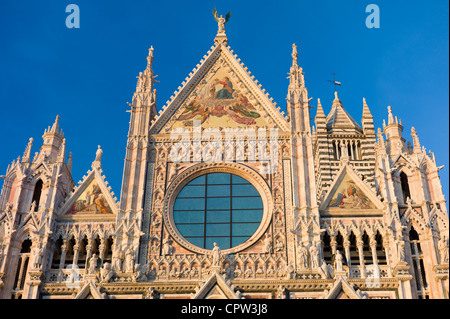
[438, 236, 449, 264]
[94, 145, 103, 162]
[213, 9, 231, 35]
[335, 250, 344, 272]
[310, 244, 320, 269]
[88, 254, 98, 274]
[212, 242, 221, 266]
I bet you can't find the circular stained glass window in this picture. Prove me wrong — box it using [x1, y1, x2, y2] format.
[173, 173, 263, 250]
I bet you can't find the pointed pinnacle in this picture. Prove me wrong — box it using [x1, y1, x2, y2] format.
[387, 106, 395, 125]
[362, 97, 373, 117]
[316, 98, 326, 118]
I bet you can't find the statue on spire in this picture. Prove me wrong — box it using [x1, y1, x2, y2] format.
[292, 43, 299, 67]
[213, 9, 231, 35]
[92, 145, 103, 169]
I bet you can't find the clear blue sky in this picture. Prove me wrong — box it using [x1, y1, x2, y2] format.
[0, 0, 448, 208]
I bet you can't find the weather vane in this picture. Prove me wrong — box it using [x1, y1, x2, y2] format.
[327, 72, 342, 92]
[213, 8, 232, 35]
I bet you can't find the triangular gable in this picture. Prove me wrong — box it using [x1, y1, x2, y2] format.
[57, 167, 118, 221]
[150, 43, 289, 134]
[325, 277, 367, 299]
[391, 153, 417, 172]
[320, 163, 383, 215]
[193, 271, 239, 299]
[74, 280, 107, 299]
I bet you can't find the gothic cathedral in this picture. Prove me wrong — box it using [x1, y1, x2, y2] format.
[0, 17, 448, 300]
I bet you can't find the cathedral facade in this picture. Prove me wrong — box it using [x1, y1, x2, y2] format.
[0, 19, 448, 300]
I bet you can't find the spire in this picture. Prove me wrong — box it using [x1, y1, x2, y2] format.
[136, 46, 157, 94]
[326, 92, 363, 134]
[382, 106, 406, 156]
[362, 98, 373, 118]
[21, 138, 34, 163]
[411, 127, 422, 154]
[316, 98, 326, 118]
[41, 115, 64, 163]
[361, 98, 375, 135]
[45, 115, 63, 136]
[315, 98, 327, 133]
[288, 43, 305, 89]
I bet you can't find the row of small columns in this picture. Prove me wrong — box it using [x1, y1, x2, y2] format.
[332, 139, 362, 161]
[327, 233, 390, 278]
[52, 237, 109, 282]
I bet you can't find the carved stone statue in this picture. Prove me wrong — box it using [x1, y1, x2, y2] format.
[396, 236, 406, 263]
[438, 236, 449, 264]
[32, 246, 43, 269]
[335, 250, 344, 272]
[162, 237, 174, 256]
[213, 9, 231, 35]
[94, 145, 103, 162]
[125, 247, 136, 273]
[88, 254, 98, 275]
[134, 264, 148, 282]
[168, 163, 178, 182]
[340, 141, 349, 159]
[100, 262, 114, 283]
[310, 244, 320, 269]
[111, 244, 123, 272]
[212, 242, 221, 266]
[318, 259, 334, 279]
[263, 234, 272, 254]
[298, 243, 308, 270]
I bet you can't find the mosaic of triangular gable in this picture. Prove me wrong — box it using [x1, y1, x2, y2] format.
[166, 63, 275, 130]
[65, 179, 113, 216]
[328, 173, 376, 210]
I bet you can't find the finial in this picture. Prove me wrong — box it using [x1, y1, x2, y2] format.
[292, 43, 299, 66]
[21, 137, 34, 163]
[387, 106, 395, 125]
[50, 115, 61, 134]
[288, 43, 304, 89]
[333, 90, 341, 105]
